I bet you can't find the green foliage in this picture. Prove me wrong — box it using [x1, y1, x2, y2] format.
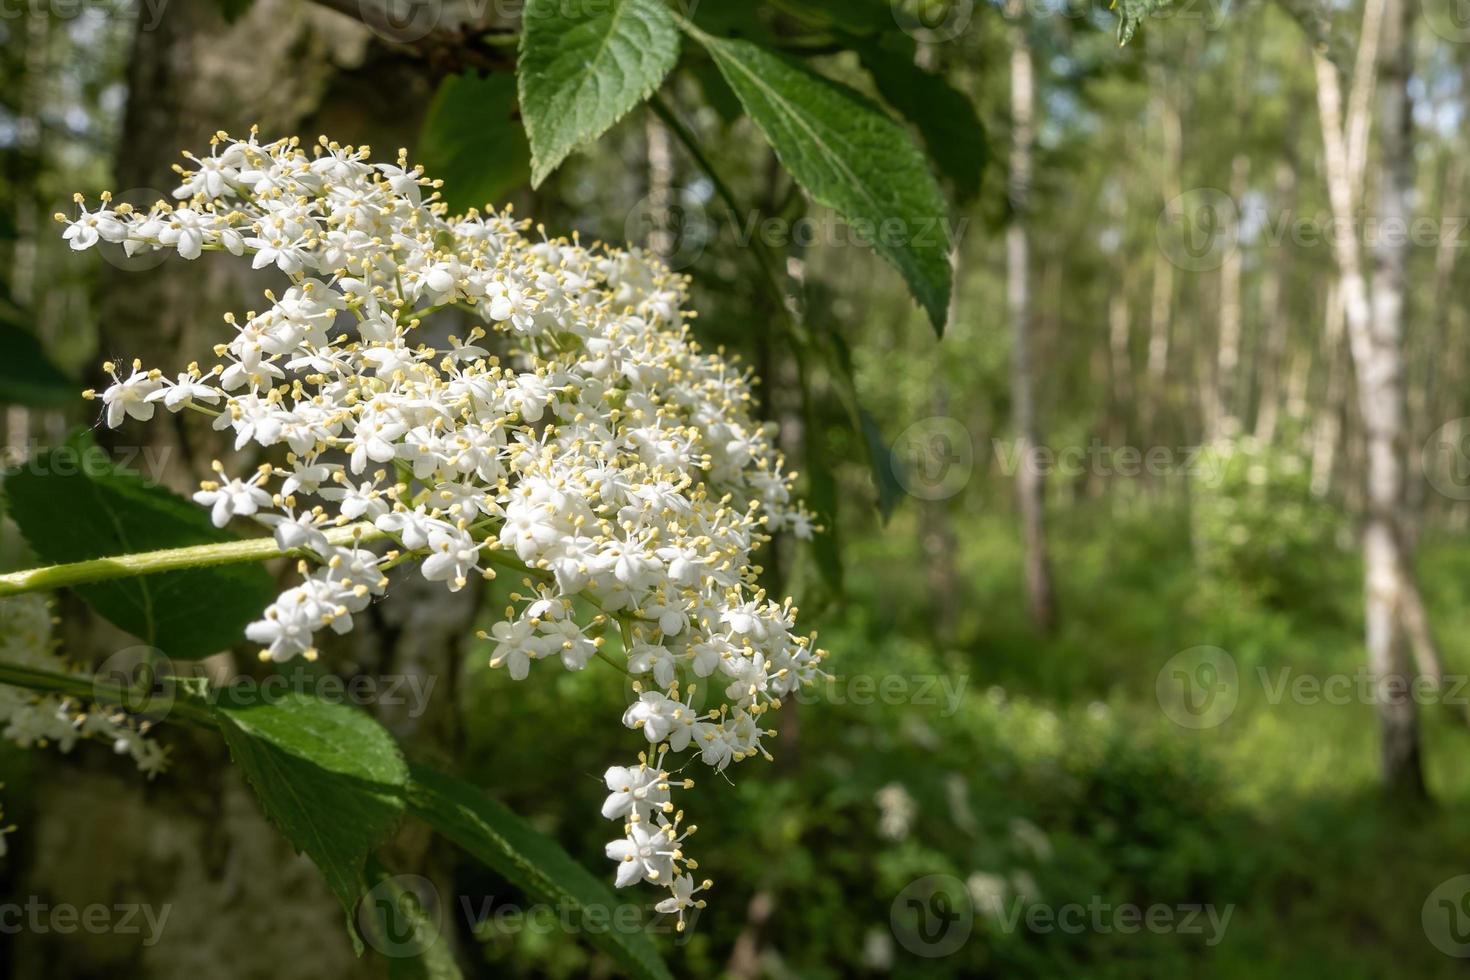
[518, 0, 680, 186]
[854, 36, 987, 205]
[2, 432, 276, 659]
[687, 27, 954, 333]
[1191, 435, 1351, 622]
[0, 321, 74, 408]
[1113, 0, 1174, 44]
[417, 72, 531, 213]
[214, 691, 409, 951]
[406, 764, 675, 980]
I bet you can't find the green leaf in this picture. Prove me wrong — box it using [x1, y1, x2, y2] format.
[824, 330, 904, 521]
[0, 322, 75, 409]
[407, 763, 675, 980]
[418, 72, 531, 214]
[215, 692, 409, 952]
[2, 431, 276, 659]
[855, 38, 986, 205]
[519, 0, 680, 186]
[860, 407, 905, 521]
[687, 30, 954, 333]
[1114, 0, 1172, 43]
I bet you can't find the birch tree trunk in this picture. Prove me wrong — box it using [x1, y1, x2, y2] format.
[1313, 0, 1429, 798]
[1006, 0, 1056, 632]
[1253, 162, 1297, 445]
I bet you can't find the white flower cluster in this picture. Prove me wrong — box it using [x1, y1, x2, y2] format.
[0, 595, 167, 777]
[61, 130, 829, 913]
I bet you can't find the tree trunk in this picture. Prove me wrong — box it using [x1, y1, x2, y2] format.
[14, 4, 476, 977]
[1313, 0, 1428, 798]
[1143, 68, 1182, 446]
[1252, 162, 1296, 445]
[1005, 0, 1056, 632]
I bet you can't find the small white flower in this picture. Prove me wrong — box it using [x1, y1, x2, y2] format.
[193, 473, 271, 527]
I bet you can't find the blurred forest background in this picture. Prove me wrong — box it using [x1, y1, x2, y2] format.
[6, 0, 1470, 977]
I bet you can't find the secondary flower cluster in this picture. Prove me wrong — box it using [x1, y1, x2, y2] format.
[61, 130, 827, 914]
[0, 595, 167, 778]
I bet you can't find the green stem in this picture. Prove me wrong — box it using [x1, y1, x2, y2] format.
[0, 662, 216, 727]
[0, 522, 383, 598]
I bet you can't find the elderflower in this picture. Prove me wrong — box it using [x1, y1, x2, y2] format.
[59, 130, 831, 912]
[0, 596, 167, 777]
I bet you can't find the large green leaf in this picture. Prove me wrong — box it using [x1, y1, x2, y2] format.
[407, 764, 675, 980]
[3, 433, 277, 659]
[855, 38, 986, 205]
[215, 692, 409, 952]
[418, 72, 530, 214]
[518, 0, 679, 186]
[688, 30, 954, 333]
[0, 322, 75, 408]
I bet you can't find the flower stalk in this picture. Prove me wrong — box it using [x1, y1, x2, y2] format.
[0, 522, 382, 598]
